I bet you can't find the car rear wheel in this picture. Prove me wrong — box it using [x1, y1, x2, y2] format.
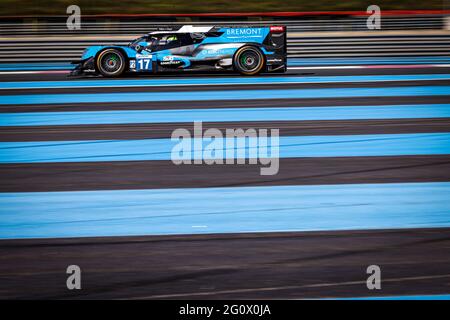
[233, 46, 264, 76]
[96, 49, 126, 77]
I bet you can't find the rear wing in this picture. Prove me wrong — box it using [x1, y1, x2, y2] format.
[264, 25, 287, 56]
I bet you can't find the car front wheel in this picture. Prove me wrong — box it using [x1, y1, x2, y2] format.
[96, 49, 126, 77]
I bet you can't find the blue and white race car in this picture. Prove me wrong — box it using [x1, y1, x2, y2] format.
[70, 25, 287, 77]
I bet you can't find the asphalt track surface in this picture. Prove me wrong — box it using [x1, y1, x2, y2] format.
[0, 63, 450, 299]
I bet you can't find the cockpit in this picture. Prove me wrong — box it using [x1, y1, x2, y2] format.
[129, 33, 200, 53]
[129, 34, 183, 53]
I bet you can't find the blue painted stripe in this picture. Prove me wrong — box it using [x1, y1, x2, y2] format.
[0, 182, 449, 239]
[2, 74, 450, 90]
[0, 133, 449, 164]
[1, 86, 450, 105]
[1, 104, 450, 127]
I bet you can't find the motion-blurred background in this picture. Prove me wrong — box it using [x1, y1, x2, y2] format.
[0, 0, 449, 63]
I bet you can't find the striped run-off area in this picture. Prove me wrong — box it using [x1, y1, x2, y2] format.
[1, 60, 450, 299]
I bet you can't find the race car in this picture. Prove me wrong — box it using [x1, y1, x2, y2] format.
[70, 25, 287, 77]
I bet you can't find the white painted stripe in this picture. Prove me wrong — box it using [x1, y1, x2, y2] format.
[0, 70, 70, 75]
[0, 71, 38, 74]
[289, 66, 365, 70]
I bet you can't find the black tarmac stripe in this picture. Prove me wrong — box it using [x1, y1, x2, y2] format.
[1, 118, 450, 142]
[1, 155, 449, 192]
[2, 96, 450, 113]
[1, 228, 449, 299]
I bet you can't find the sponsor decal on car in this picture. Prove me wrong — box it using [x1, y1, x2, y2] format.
[270, 26, 285, 32]
[160, 56, 184, 67]
[267, 58, 283, 63]
[136, 54, 153, 58]
[226, 28, 262, 36]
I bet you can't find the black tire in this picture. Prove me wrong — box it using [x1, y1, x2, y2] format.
[96, 49, 126, 77]
[233, 46, 265, 76]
